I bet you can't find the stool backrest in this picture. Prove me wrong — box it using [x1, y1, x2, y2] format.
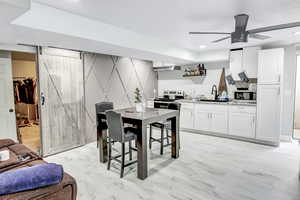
[106, 110, 124, 142]
[95, 102, 114, 130]
[95, 102, 114, 114]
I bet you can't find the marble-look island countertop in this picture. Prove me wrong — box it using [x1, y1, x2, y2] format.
[176, 99, 257, 106]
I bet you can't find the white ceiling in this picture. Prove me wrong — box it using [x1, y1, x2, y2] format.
[1, 0, 300, 63]
[34, 0, 300, 51]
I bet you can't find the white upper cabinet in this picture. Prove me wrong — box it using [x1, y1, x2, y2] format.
[243, 47, 261, 78]
[229, 50, 243, 80]
[258, 48, 284, 84]
[229, 47, 260, 80]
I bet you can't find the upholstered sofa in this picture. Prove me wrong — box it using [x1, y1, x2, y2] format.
[0, 139, 77, 200]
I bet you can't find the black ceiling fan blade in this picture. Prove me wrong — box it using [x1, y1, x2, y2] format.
[234, 14, 249, 31]
[249, 33, 271, 40]
[212, 36, 231, 43]
[248, 22, 300, 34]
[189, 32, 231, 35]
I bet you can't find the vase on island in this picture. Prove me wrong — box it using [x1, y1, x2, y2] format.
[135, 102, 144, 113]
[134, 88, 144, 113]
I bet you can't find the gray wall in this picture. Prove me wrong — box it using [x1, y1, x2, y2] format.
[84, 53, 157, 143]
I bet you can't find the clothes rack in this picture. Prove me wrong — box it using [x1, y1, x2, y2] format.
[13, 77, 37, 123]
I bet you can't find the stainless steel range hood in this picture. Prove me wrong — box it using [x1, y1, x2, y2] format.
[153, 65, 181, 72]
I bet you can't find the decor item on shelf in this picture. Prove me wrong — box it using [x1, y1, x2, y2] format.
[218, 68, 228, 94]
[183, 64, 206, 77]
[226, 74, 235, 85]
[238, 71, 249, 82]
[134, 88, 144, 112]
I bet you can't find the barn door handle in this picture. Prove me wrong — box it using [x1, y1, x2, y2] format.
[9, 108, 14, 113]
[41, 92, 45, 106]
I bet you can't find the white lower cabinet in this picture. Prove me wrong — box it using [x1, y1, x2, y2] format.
[194, 110, 211, 132]
[193, 104, 228, 134]
[256, 84, 281, 143]
[211, 111, 228, 134]
[180, 103, 258, 140]
[180, 103, 194, 129]
[228, 106, 256, 138]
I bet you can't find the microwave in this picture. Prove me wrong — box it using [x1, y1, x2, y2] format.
[234, 91, 256, 101]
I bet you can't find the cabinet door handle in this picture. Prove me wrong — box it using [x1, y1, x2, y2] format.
[278, 87, 280, 95]
[278, 74, 281, 83]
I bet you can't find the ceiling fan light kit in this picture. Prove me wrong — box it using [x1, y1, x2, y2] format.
[189, 14, 300, 44]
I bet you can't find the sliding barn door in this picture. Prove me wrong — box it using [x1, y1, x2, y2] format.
[38, 47, 85, 156]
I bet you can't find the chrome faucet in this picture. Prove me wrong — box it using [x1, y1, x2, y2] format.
[211, 85, 218, 100]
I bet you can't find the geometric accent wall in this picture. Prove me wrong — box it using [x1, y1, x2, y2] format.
[84, 53, 157, 143]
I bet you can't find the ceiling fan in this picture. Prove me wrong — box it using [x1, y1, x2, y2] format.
[189, 14, 300, 43]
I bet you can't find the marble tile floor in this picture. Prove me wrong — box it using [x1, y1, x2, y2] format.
[45, 131, 300, 200]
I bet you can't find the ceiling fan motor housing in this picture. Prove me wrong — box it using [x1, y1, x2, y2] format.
[231, 31, 248, 43]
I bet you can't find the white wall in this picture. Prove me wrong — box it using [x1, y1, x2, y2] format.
[12, 60, 36, 78]
[158, 61, 237, 99]
[280, 45, 297, 141]
[294, 56, 300, 129]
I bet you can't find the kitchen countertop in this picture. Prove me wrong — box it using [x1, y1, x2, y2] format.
[176, 99, 257, 106]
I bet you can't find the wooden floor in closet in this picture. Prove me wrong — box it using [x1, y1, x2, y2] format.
[19, 125, 40, 153]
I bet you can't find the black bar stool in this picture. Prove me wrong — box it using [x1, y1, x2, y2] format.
[95, 102, 114, 148]
[106, 110, 138, 178]
[149, 102, 181, 155]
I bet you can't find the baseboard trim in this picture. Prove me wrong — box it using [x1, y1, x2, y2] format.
[280, 135, 292, 142]
[181, 128, 279, 147]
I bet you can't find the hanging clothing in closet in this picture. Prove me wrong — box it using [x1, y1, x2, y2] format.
[13, 78, 37, 104]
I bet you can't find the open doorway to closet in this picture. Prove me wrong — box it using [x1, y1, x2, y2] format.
[11, 51, 41, 153]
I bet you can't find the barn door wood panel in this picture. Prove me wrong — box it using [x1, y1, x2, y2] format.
[38, 47, 85, 156]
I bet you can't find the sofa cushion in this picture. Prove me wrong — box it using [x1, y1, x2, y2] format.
[0, 140, 15, 149]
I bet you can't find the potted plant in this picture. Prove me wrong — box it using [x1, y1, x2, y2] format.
[134, 88, 143, 112]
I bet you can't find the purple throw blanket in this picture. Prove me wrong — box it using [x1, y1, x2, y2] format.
[0, 163, 63, 195]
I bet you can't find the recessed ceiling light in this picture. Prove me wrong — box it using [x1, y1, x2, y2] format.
[199, 45, 207, 49]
